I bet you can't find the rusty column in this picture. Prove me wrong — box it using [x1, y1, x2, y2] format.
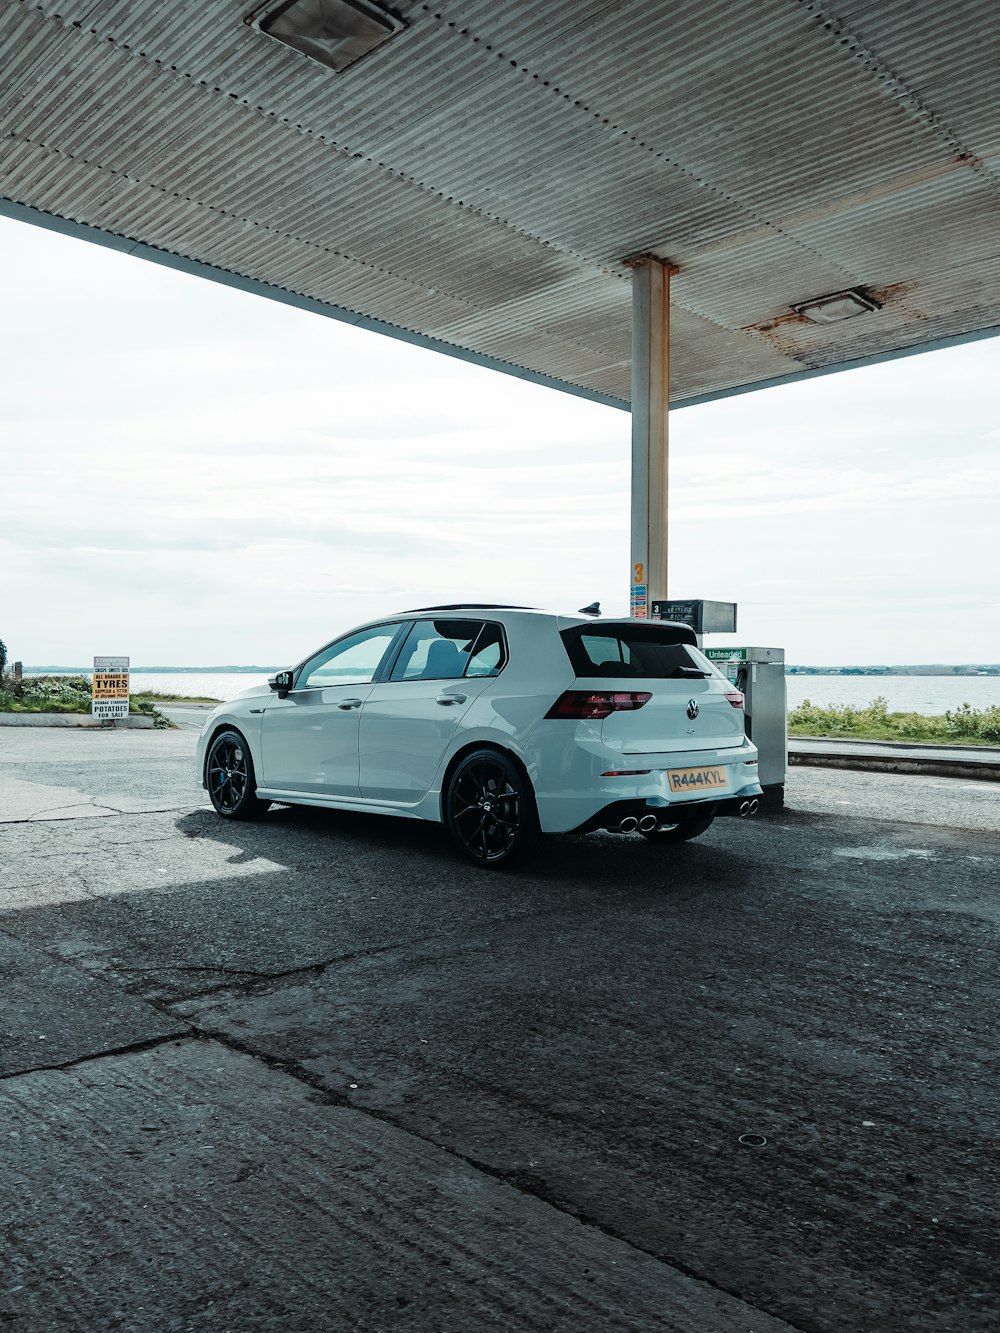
[627, 255, 677, 617]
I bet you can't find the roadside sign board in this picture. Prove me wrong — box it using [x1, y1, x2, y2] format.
[92, 656, 129, 720]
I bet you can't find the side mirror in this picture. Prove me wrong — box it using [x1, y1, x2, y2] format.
[268, 669, 294, 698]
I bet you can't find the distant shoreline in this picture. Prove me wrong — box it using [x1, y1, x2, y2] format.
[25, 666, 280, 674]
[787, 666, 1000, 677]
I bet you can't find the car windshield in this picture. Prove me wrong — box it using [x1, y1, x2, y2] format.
[561, 624, 711, 679]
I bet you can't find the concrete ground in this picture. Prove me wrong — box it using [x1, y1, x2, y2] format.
[1, 721, 998, 1332]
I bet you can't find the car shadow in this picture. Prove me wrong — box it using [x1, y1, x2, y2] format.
[175, 801, 767, 896]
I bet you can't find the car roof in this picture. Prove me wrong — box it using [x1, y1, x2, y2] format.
[389, 606, 693, 634]
[401, 603, 536, 612]
[392, 605, 587, 626]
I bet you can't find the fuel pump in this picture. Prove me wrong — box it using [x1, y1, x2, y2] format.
[707, 647, 787, 808]
[650, 600, 786, 809]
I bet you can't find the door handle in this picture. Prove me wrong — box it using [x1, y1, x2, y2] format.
[436, 693, 467, 706]
[337, 698, 364, 710]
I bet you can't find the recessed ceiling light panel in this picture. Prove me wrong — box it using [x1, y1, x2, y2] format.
[792, 289, 882, 324]
[252, 0, 404, 73]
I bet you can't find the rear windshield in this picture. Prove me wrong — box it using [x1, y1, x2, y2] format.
[560, 624, 710, 679]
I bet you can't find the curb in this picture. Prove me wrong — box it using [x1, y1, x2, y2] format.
[791, 734, 1000, 755]
[789, 751, 999, 783]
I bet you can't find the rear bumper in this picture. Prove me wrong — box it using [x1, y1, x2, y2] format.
[530, 737, 762, 833]
[568, 787, 764, 835]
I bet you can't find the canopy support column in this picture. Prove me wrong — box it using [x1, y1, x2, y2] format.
[628, 255, 677, 618]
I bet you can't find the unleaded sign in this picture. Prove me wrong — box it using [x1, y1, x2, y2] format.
[92, 655, 129, 720]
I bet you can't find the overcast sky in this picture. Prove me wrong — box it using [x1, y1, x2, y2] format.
[1, 215, 996, 667]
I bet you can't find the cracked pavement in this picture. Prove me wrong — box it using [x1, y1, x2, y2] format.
[1, 724, 998, 1331]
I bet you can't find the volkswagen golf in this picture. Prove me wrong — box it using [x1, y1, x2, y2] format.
[197, 605, 762, 867]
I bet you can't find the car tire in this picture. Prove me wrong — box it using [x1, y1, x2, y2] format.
[445, 748, 540, 869]
[640, 816, 715, 843]
[205, 728, 270, 820]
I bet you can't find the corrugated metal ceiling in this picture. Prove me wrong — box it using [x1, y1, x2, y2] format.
[0, 0, 996, 407]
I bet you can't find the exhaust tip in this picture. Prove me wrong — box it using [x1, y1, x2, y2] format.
[638, 814, 658, 832]
[739, 800, 750, 816]
[620, 816, 639, 833]
[749, 799, 759, 815]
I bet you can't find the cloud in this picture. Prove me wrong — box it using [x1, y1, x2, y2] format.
[1, 215, 998, 665]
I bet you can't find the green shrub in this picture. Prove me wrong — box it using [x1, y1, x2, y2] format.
[947, 703, 1000, 744]
[942, 702, 1000, 742]
[1, 674, 92, 713]
[789, 697, 1000, 746]
[788, 696, 893, 737]
[895, 711, 942, 739]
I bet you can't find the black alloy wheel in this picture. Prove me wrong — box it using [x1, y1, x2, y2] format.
[445, 748, 540, 868]
[640, 815, 715, 843]
[206, 729, 269, 820]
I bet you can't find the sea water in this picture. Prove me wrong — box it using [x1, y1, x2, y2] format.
[32, 669, 1000, 713]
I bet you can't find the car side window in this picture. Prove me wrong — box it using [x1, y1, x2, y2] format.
[389, 619, 483, 682]
[298, 626, 399, 689]
[465, 622, 507, 677]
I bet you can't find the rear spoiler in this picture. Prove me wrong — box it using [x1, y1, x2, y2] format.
[559, 620, 699, 648]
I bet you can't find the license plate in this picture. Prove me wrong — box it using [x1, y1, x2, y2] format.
[666, 765, 729, 793]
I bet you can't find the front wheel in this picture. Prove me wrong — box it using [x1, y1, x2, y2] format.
[205, 729, 270, 820]
[640, 816, 715, 843]
[445, 749, 540, 868]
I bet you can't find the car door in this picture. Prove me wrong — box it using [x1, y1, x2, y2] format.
[260, 623, 405, 797]
[359, 619, 506, 803]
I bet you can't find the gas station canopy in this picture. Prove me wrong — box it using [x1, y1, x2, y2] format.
[1, 0, 997, 409]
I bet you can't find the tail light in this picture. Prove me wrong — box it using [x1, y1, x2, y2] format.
[545, 690, 652, 720]
[725, 690, 745, 709]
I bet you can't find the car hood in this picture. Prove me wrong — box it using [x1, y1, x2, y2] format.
[226, 682, 273, 701]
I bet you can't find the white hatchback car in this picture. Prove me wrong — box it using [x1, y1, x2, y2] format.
[197, 606, 762, 867]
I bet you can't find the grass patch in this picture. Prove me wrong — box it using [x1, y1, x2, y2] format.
[0, 675, 174, 727]
[789, 696, 1000, 746]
